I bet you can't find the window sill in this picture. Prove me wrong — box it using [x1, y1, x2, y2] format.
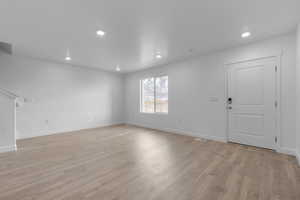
[140, 112, 168, 115]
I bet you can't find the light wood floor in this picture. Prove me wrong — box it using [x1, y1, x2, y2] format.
[0, 125, 299, 200]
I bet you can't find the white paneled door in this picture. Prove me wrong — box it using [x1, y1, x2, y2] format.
[227, 57, 277, 150]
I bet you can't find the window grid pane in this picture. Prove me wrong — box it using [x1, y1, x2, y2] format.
[141, 78, 154, 113]
[155, 76, 168, 113]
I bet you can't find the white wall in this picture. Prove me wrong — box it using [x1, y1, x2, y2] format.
[0, 52, 124, 139]
[125, 33, 296, 153]
[0, 92, 16, 152]
[0, 32, 297, 156]
[296, 24, 300, 162]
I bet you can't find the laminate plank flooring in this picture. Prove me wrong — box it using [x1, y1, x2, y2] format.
[0, 125, 299, 200]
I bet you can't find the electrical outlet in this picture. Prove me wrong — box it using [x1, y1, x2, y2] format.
[209, 97, 219, 102]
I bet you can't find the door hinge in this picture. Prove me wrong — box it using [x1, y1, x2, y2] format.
[275, 66, 277, 72]
[275, 136, 278, 143]
[275, 101, 278, 108]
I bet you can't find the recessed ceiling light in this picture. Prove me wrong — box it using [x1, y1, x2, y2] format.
[96, 30, 106, 37]
[241, 32, 251, 38]
[156, 54, 162, 59]
[116, 66, 121, 71]
[65, 56, 71, 61]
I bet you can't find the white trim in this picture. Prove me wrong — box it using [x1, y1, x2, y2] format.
[140, 112, 168, 115]
[224, 53, 282, 66]
[224, 54, 281, 152]
[0, 145, 17, 153]
[126, 122, 299, 157]
[275, 55, 282, 153]
[0, 88, 18, 99]
[276, 147, 296, 156]
[296, 151, 300, 166]
[16, 122, 124, 140]
[126, 122, 227, 143]
[294, 149, 300, 166]
[224, 64, 229, 143]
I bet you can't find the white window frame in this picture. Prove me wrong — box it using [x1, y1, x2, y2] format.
[140, 76, 168, 114]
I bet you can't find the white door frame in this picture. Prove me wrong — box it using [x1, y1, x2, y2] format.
[224, 54, 282, 152]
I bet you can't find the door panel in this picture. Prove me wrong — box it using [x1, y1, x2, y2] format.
[232, 113, 264, 136]
[236, 66, 264, 105]
[227, 58, 277, 149]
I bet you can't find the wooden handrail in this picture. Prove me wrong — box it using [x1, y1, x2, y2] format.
[0, 88, 19, 99]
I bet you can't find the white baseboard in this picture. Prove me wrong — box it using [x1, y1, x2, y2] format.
[126, 122, 227, 143]
[277, 147, 296, 156]
[126, 122, 300, 159]
[17, 121, 124, 140]
[0, 144, 17, 153]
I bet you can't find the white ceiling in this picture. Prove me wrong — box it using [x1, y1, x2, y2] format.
[0, 0, 300, 73]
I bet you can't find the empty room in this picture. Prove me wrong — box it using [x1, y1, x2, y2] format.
[1, 0, 300, 199]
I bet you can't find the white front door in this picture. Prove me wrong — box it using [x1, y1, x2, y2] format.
[227, 57, 277, 149]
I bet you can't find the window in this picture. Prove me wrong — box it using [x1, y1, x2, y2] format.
[155, 76, 168, 113]
[141, 78, 155, 113]
[140, 76, 168, 113]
